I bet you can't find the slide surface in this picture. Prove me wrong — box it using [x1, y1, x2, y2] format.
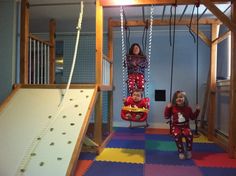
[0, 87, 96, 176]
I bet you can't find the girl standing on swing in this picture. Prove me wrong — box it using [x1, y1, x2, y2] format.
[121, 43, 150, 122]
[125, 43, 148, 95]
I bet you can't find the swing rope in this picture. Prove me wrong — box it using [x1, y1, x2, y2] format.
[142, 20, 148, 55]
[120, 5, 154, 98]
[120, 6, 128, 98]
[196, 2, 199, 105]
[169, 2, 177, 102]
[195, 1, 200, 136]
[146, 5, 154, 98]
[189, 4, 196, 43]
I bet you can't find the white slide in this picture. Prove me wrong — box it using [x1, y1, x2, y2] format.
[0, 87, 97, 176]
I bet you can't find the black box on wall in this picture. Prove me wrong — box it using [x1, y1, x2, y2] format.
[155, 90, 166, 101]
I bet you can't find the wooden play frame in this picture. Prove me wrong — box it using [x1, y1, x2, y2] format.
[96, 0, 236, 158]
[14, 0, 115, 175]
[15, 1, 236, 175]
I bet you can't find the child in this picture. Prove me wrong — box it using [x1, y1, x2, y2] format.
[164, 90, 200, 160]
[121, 89, 149, 121]
[125, 43, 148, 95]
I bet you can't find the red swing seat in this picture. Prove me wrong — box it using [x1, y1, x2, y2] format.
[121, 97, 150, 122]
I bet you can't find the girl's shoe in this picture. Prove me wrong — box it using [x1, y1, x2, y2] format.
[135, 114, 141, 119]
[186, 151, 192, 159]
[125, 113, 132, 119]
[179, 153, 185, 160]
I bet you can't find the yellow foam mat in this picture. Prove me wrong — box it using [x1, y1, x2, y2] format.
[193, 134, 213, 143]
[182, 133, 213, 143]
[96, 148, 145, 164]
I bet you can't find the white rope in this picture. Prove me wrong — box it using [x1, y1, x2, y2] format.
[120, 6, 127, 98]
[15, 2, 84, 175]
[59, 1, 84, 107]
[146, 5, 154, 97]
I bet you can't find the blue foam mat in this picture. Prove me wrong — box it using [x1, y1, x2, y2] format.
[193, 143, 225, 153]
[84, 161, 143, 176]
[145, 150, 195, 165]
[145, 134, 173, 141]
[113, 127, 145, 133]
[107, 139, 145, 149]
[200, 167, 236, 176]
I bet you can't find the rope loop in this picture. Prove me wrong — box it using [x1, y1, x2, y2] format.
[120, 6, 128, 98]
[145, 5, 154, 97]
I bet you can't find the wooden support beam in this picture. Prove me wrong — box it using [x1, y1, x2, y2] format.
[49, 19, 56, 84]
[100, 0, 229, 6]
[201, 0, 236, 33]
[108, 18, 113, 86]
[207, 24, 219, 140]
[94, 0, 103, 145]
[212, 30, 231, 45]
[110, 18, 220, 27]
[200, 69, 210, 129]
[20, 0, 29, 84]
[94, 92, 103, 145]
[108, 18, 114, 133]
[96, 0, 103, 85]
[229, 1, 236, 159]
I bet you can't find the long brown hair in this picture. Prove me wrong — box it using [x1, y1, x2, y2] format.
[128, 43, 145, 56]
[171, 90, 189, 106]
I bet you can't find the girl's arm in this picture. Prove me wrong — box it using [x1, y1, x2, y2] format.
[138, 56, 148, 68]
[123, 96, 133, 106]
[164, 103, 172, 119]
[189, 106, 200, 120]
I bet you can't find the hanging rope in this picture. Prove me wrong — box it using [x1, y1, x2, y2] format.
[120, 6, 128, 98]
[169, 2, 177, 101]
[59, 2, 84, 107]
[195, 0, 200, 136]
[142, 20, 148, 55]
[189, 4, 196, 43]
[122, 7, 130, 52]
[169, 6, 173, 46]
[146, 5, 154, 98]
[196, 2, 199, 104]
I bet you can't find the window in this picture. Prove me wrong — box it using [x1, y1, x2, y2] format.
[55, 41, 64, 73]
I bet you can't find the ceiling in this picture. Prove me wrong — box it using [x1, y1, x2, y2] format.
[28, 0, 231, 33]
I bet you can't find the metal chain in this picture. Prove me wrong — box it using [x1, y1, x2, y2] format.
[145, 5, 154, 97]
[120, 6, 127, 98]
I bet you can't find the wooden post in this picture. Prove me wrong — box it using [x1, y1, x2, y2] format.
[94, 0, 103, 145]
[107, 17, 113, 133]
[20, 0, 29, 84]
[229, 1, 236, 159]
[49, 19, 56, 84]
[207, 24, 219, 140]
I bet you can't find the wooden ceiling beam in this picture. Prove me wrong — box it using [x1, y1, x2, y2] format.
[201, 0, 236, 33]
[110, 18, 220, 27]
[100, 0, 230, 7]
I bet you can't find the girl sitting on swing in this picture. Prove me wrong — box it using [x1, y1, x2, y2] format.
[125, 43, 148, 95]
[121, 89, 149, 121]
[164, 90, 200, 159]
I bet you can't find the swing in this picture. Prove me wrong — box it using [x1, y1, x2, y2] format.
[121, 97, 150, 122]
[120, 6, 154, 126]
[167, 1, 200, 137]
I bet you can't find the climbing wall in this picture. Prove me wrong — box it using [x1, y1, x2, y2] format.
[0, 87, 96, 176]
